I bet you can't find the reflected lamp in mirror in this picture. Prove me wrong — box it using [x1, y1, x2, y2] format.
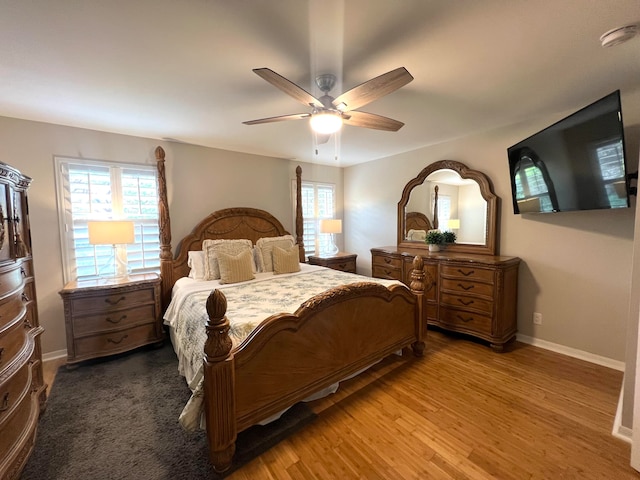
[447, 219, 460, 231]
[319, 219, 342, 255]
[88, 220, 135, 279]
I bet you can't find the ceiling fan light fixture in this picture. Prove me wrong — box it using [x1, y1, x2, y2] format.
[310, 111, 343, 134]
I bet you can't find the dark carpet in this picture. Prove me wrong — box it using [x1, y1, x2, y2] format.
[21, 342, 317, 480]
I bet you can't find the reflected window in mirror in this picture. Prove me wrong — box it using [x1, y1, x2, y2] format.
[511, 148, 558, 213]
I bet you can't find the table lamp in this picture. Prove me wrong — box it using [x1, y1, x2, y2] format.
[88, 220, 135, 279]
[319, 219, 342, 255]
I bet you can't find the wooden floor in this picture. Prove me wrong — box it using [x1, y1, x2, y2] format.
[43, 330, 639, 479]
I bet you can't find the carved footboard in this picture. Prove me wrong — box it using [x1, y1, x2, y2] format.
[204, 257, 426, 473]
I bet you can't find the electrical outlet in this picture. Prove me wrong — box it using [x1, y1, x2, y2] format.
[533, 312, 543, 325]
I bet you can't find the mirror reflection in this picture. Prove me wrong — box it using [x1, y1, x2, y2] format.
[405, 169, 487, 245]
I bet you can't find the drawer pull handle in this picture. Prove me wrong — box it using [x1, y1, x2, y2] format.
[106, 315, 127, 324]
[24, 318, 32, 329]
[456, 314, 473, 323]
[384, 258, 392, 264]
[0, 392, 9, 412]
[107, 334, 128, 345]
[337, 263, 347, 269]
[20, 267, 26, 277]
[21, 292, 29, 302]
[457, 283, 474, 291]
[457, 269, 475, 277]
[105, 296, 126, 306]
[0, 347, 3, 362]
[457, 299, 474, 306]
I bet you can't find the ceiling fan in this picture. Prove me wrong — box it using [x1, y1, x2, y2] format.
[243, 67, 413, 143]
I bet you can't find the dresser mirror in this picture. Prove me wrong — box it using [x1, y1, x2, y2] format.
[397, 160, 498, 255]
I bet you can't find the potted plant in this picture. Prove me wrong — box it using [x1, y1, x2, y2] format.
[443, 231, 457, 244]
[425, 230, 444, 252]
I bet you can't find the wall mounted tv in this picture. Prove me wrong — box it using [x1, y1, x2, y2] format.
[507, 90, 630, 214]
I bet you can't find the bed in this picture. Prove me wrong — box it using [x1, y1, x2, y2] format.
[154, 147, 427, 473]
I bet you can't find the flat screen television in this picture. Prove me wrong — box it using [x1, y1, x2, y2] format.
[507, 90, 630, 214]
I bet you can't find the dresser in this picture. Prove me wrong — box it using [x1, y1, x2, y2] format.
[59, 274, 163, 365]
[372, 246, 519, 351]
[0, 163, 45, 480]
[308, 252, 357, 273]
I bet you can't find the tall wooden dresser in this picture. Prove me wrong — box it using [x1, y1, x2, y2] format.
[0, 163, 45, 480]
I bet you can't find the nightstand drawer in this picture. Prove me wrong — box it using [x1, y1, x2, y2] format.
[74, 323, 160, 358]
[70, 288, 155, 315]
[72, 304, 157, 336]
[330, 259, 356, 272]
[308, 253, 357, 273]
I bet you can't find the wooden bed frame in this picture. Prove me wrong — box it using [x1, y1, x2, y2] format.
[155, 146, 426, 472]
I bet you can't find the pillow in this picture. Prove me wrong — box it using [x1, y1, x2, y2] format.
[202, 239, 253, 280]
[272, 245, 301, 274]
[406, 229, 427, 241]
[255, 235, 295, 272]
[217, 249, 255, 284]
[187, 251, 206, 280]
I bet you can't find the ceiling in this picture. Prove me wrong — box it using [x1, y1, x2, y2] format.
[1, 0, 639, 167]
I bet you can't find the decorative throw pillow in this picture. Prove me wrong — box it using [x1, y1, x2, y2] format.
[217, 249, 255, 284]
[202, 239, 253, 280]
[255, 235, 295, 272]
[187, 251, 206, 280]
[272, 245, 301, 274]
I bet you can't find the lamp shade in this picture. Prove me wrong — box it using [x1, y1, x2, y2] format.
[88, 220, 135, 245]
[447, 219, 461, 230]
[320, 219, 342, 234]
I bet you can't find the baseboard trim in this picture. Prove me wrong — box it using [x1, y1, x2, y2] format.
[516, 334, 625, 372]
[43, 349, 67, 362]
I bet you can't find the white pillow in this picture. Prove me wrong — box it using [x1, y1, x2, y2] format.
[255, 235, 296, 272]
[187, 251, 206, 280]
[202, 239, 254, 280]
[406, 229, 427, 241]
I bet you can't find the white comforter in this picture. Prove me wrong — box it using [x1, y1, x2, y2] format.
[164, 263, 401, 430]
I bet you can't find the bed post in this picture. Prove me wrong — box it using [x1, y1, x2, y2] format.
[155, 146, 173, 310]
[409, 255, 426, 356]
[295, 165, 305, 262]
[204, 289, 236, 473]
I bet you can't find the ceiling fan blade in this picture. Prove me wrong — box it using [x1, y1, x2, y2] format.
[253, 68, 324, 109]
[243, 113, 310, 125]
[332, 67, 413, 111]
[343, 111, 405, 132]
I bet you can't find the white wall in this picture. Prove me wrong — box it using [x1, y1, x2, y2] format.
[0, 117, 341, 356]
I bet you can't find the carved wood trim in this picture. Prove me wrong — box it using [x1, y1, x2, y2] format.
[397, 160, 498, 255]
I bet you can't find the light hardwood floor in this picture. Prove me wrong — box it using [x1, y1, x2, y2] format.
[43, 330, 639, 479]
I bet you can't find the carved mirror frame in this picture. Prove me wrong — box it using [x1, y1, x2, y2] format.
[397, 160, 498, 256]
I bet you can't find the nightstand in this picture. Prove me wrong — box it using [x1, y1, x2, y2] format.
[308, 252, 357, 273]
[59, 273, 164, 365]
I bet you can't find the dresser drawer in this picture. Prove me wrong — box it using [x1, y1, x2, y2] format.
[0, 265, 25, 304]
[440, 265, 495, 284]
[70, 288, 155, 315]
[439, 307, 492, 334]
[440, 278, 494, 298]
[372, 265, 402, 280]
[74, 323, 160, 358]
[440, 293, 493, 315]
[0, 384, 35, 455]
[0, 307, 28, 370]
[372, 254, 402, 269]
[72, 304, 157, 336]
[0, 361, 31, 423]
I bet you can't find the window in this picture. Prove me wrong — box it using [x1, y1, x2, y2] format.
[294, 180, 336, 257]
[55, 157, 160, 283]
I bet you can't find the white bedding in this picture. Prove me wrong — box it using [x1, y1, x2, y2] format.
[164, 263, 401, 431]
